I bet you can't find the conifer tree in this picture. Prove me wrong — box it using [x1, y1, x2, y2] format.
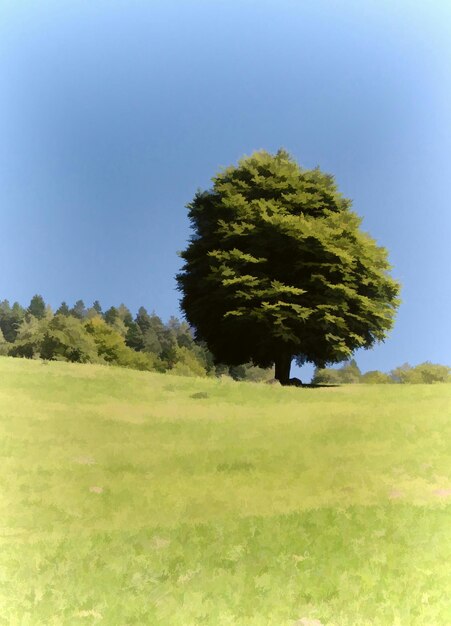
[56, 302, 70, 316]
[27, 294, 46, 320]
[70, 300, 86, 319]
[92, 300, 103, 315]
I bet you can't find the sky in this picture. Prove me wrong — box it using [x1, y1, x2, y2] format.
[0, 0, 450, 381]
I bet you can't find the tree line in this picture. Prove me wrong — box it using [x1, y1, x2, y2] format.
[312, 359, 450, 385]
[0, 295, 273, 381]
[0, 295, 448, 384]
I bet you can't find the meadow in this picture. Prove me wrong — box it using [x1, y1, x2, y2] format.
[0, 356, 450, 625]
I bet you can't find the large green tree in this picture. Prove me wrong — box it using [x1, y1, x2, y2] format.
[177, 149, 401, 384]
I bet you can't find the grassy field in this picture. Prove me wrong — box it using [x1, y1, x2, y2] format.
[0, 356, 450, 625]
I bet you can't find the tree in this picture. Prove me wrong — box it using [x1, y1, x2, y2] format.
[125, 321, 145, 351]
[27, 294, 46, 320]
[40, 315, 98, 363]
[360, 370, 392, 384]
[92, 300, 103, 315]
[103, 306, 128, 337]
[135, 307, 152, 335]
[229, 362, 274, 382]
[170, 346, 207, 377]
[177, 149, 401, 384]
[56, 302, 70, 316]
[0, 328, 8, 355]
[339, 359, 361, 383]
[70, 300, 86, 319]
[390, 362, 450, 384]
[117, 303, 133, 327]
[103, 306, 119, 325]
[311, 366, 342, 386]
[84, 317, 156, 370]
[9, 316, 47, 358]
[0, 300, 25, 342]
[84, 317, 128, 363]
[311, 359, 361, 385]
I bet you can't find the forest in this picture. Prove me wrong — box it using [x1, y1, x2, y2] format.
[0, 294, 449, 384]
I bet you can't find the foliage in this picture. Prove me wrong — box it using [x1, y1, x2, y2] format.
[125, 321, 145, 351]
[55, 301, 70, 316]
[0, 328, 9, 355]
[311, 366, 343, 385]
[2, 293, 448, 383]
[84, 317, 130, 363]
[40, 315, 99, 363]
[92, 300, 103, 315]
[170, 345, 207, 377]
[311, 359, 361, 385]
[70, 299, 86, 319]
[0, 300, 26, 342]
[9, 315, 97, 363]
[83, 316, 156, 370]
[229, 362, 274, 382]
[27, 294, 47, 320]
[337, 358, 362, 383]
[116, 303, 134, 327]
[390, 362, 451, 384]
[8, 315, 47, 358]
[177, 149, 401, 383]
[360, 370, 393, 384]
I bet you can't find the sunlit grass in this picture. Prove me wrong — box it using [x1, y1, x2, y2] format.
[0, 356, 450, 625]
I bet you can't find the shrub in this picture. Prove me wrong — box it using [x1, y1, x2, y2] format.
[360, 370, 393, 384]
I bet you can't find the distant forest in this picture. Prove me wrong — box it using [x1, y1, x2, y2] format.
[0, 295, 449, 384]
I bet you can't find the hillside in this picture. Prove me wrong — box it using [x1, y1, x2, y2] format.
[0, 356, 450, 625]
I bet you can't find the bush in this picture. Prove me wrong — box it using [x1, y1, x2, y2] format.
[360, 370, 393, 384]
[311, 367, 343, 385]
[229, 362, 274, 382]
[170, 346, 207, 377]
[391, 362, 451, 384]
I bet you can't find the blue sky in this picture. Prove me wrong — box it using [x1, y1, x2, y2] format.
[0, 0, 450, 380]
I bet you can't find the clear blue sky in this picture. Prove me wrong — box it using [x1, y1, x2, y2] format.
[1, 0, 450, 380]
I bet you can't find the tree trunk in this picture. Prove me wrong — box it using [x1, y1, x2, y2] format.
[274, 351, 292, 385]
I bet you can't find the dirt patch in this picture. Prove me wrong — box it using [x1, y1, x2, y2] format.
[433, 488, 451, 498]
[74, 456, 96, 465]
[89, 486, 103, 494]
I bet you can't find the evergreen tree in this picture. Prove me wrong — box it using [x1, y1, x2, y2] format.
[104, 306, 119, 325]
[70, 300, 86, 319]
[117, 304, 133, 327]
[56, 302, 70, 316]
[0, 300, 15, 342]
[135, 307, 152, 335]
[103, 306, 127, 337]
[0, 327, 8, 355]
[7, 302, 26, 342]
[177, 149, 400, 384]
[125, 321, 145, 351]
[27, 294, 46, 320]
[92, 300, 103, 315]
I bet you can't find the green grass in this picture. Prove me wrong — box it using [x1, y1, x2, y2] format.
[0, 356, 450, 625]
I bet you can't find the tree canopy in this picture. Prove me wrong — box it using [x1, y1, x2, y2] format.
[177, 149, 401, 383]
